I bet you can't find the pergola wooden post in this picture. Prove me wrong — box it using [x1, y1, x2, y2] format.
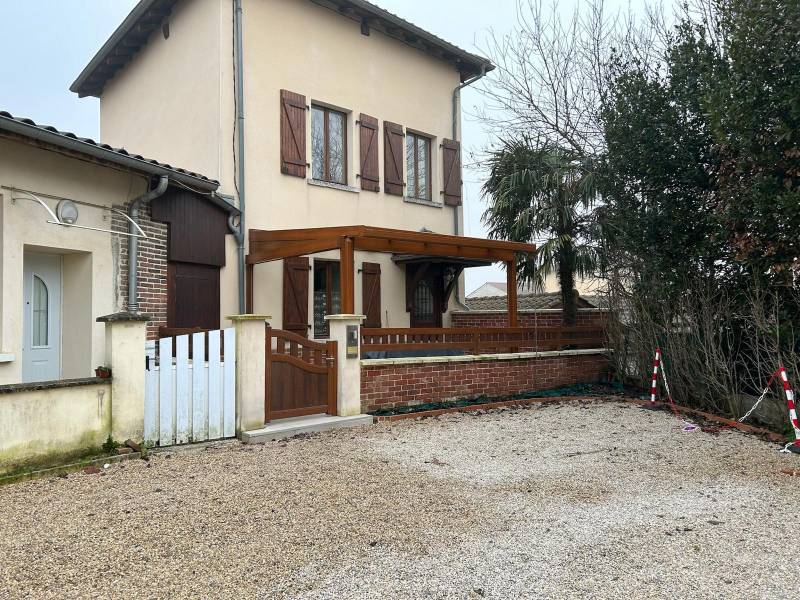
[339, 236, 355, 314]
[506, 260, 518, 327]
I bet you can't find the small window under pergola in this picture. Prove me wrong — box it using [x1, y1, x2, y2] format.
[245, 226, 537, 326]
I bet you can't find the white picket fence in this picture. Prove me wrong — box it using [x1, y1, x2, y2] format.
[144, 328, 236, 447]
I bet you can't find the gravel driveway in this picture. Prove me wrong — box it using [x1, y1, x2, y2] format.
[1, 399, 798, 599]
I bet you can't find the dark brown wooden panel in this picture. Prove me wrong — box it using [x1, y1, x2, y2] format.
[359, 114, 380, 192]
[361, 262, 381, 328]
[384, 121, 404, 196]
[283, 256, 310, 338]
[442, 138, 462, 206]
[151, 187, 229, 266]
[167, 262, 220, 329]
[280, 89, 307, 178]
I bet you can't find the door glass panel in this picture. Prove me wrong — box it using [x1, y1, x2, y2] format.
[413, 279, 434, 320]
[313, 264, 328, 337]
[313, 262, 342, 338]
[311, 106, 325, 181]
[32, 275, 48, 347]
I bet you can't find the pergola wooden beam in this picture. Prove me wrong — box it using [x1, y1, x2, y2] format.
[246, 226, 537, 323]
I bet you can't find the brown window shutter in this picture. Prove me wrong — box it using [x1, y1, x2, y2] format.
[384, 121, 404, 196]
[442, 139, 462, 206]
[280, 89, 307, 178]
[282, 256, 310, 337]
[361, 262, 382, 328]
[359, 114, 380, 192]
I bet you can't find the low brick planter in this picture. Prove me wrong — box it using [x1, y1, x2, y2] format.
[361, 349, 610, 414]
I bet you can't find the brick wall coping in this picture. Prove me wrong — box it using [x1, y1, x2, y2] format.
[451, 308, 608, 315]
[361, 348, 610, 367]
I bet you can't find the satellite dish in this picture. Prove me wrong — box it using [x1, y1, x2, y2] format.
[56, 200, 79, 224]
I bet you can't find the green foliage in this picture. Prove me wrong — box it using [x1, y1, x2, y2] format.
[601, 0, 800, 295]
[102, 436, 119, 454]
[482, 139, 600, 323]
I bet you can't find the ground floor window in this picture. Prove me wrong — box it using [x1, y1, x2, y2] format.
[314, 260, 341, 338]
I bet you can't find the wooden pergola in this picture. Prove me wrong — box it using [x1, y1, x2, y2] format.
[246, 226, 537, 327]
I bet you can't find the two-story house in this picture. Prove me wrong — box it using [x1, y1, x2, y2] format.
[71, 0, 496, 338]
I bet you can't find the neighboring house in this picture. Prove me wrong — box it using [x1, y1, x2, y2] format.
[467, 281, 536, 299]
[464, 292, 597, 312]
[71, 0, 495, 336]
[0, 111, 235, 384]
[468, 275, 601, 299]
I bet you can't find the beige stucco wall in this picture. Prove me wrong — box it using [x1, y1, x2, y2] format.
[98, 0, 467, 330]
[99, 0, 224, 180]
[0, 381, 112, 476]
[0, 137, 147, 384]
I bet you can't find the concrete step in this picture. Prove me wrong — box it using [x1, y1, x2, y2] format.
[241, 414, 373, 444]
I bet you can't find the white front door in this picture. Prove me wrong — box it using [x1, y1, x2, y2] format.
[22, 253, 62, 382]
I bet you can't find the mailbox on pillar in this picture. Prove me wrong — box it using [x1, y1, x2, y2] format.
[346, 325, 359, 358]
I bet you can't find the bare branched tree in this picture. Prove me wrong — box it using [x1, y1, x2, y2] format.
[475, 0, 663, 157]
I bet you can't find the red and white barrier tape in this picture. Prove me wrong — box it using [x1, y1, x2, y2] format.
[650, 348, 661, 403]
[649, 347, 699, 432]
[778, 365, 800, 453]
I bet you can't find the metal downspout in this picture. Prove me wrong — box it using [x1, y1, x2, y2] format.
[234, 0, 247, 314]
[451, 66, 487, 307]
[128, 175, 169, 312]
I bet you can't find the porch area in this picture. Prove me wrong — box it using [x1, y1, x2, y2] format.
[242, 226, 609, 425]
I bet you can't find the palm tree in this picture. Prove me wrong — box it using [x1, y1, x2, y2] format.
[482, 139, 600, 325]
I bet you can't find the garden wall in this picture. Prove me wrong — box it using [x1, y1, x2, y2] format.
[0, 379, 112, 477]
[360, 349, 609, 413]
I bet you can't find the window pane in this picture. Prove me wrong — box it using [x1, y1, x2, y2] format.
[328, 111, 346, 184]
[311, 107, 325, 181]
[32, 275, 48, 347]
[406, 134, 416, 198]
[417, 136, 429, 200]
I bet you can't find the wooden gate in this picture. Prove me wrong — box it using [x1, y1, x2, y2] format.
[266, 326, 338, 421]
[145, 328, 235, 447]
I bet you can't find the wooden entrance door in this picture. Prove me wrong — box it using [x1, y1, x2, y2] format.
[408, 265, 443, 328]
[265, 326, 338, 421]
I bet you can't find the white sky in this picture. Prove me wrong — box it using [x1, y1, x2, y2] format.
[0, 0, 642, 293]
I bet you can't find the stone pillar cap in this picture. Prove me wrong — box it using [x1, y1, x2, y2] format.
[324, 314, 366, 322]
[96, 312, 151, 323]
[227, 314, 272, 321]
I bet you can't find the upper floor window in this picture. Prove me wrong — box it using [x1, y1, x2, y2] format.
[406, 132, 431, 200]
[311, 106, 347, 185]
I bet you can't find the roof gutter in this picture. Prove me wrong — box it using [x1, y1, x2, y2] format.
[451, 66, 488, 309]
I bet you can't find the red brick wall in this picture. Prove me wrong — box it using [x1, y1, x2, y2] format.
[361, 352, 609, 413]
[112, 200, 169, 340]
[451, 310, 607, 328]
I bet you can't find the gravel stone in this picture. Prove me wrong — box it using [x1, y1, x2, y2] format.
[0, 400, 797, 599]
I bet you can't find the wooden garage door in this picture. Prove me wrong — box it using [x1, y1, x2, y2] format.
[167, 262, 220, 330]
